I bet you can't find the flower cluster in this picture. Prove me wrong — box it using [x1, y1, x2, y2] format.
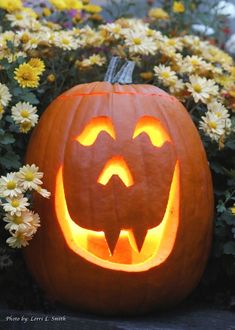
[0, 165, 50, 248]
[0, 0, 233, 270]
[14, 58, 45, 89]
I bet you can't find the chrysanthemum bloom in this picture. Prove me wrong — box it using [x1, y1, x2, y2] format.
[6, 228, 33, 248]
[0, 0, 23, 12]
[199, 111, 231, 141]
[0, 172, 22, 198]
[11, 102, 38, 133]
[14, 63, 40, 88]
[28, 58, 45, 75]
[173, 1, 185, 13]
[4, 210, 40, 235]
[124, 30, 157, 55]
[54, 31, 79, 50]
[35, 186, 51, 199]
[148, 8, 169, 20]
[83, 4, 102, 13]
[154, 65, 178, 84]
[0, 105, 4, 120]
[186, 75, 219, 103]
[17, 164, 43, 191]
[3, 195, 29, 216]
[0, 83, 12, 107]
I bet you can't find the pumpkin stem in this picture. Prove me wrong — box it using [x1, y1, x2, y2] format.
[104, 57, 135, 84]
[113, 61, 135, 84]
[104, 57, 120, 83]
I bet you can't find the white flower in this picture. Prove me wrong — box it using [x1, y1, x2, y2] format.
[26, 211, 40, 235]
[169, 79, 185, 94]
[54, 31, 79, 50]
[154, 65, 178, 85]
[6, 11, 38, 29]
[101, 23, 123, 40]
[213, 1, 235, 18]
[200, 111, 232, 141]
[0, 83, 12, 107]
[11, 102, 38, 133]
[0, 172, 22, 198]
[4, 210, 40, 236]
[3, 195, 29, 216]
[181, 55, 208, 74]
[207, 100, 230, 120]
[11, 102, 38, 125]
[192, 24, 215, 36]
[124, 30, 157, 55]
[4, 211, 31, 232]
[186, 75, 219, 103]
[17, 164, 43, 191]
[79, 54, 106, 68]
[6, 228, 33, 248]
[35, 186, 51, 199]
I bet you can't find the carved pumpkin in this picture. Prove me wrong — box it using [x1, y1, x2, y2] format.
[25, 77, 213, 315]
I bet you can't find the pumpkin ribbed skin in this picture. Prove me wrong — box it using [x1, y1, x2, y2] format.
[24, 82, 213, 315]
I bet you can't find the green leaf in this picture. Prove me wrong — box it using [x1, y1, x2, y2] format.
[21, 92, 39, 105]
[232, 228, 235, 238]
[12, 87, 23, 97]
[16, 56, 26, 65]
[225, 137, 235, 150]
[223, 241, 235, 255]
[216, 200, 226, 213]
[0, 151, 21, 169]
[210, 161, 224, 174]
[6, 40, 14, 50]
[0, 58, 11, 69]
[0, 133, 15, 145]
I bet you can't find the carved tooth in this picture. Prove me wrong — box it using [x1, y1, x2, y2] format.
[104, 228, 121, 255]
[131, 227, 148, 252]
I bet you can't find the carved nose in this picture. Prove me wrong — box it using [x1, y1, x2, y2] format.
[97, 156, 134, 187]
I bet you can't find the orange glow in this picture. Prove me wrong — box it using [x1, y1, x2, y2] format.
[97, 156, 134, 187]
[133, 116, 171, 147]
[55, 162, 180, 272]
[75, 117, 115, 146]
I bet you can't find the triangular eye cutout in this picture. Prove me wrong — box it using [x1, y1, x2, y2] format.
[132, 116, 171, 147]
[75, 117, 116, 146]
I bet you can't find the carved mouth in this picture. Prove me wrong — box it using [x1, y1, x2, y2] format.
[55, 161, 179, 272]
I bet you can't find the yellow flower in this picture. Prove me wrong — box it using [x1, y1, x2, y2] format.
[83, 4, 102, 13]
[173, 1, 185, 13]
[20, 121, 33, 133]
[64, 0, 83, 10]
[140, 72, 154, 80]
[0, 0, 22, 12]
[42, 8, 52, 16]
[28, 58, 45, 75]
[231, 204, 235, 215]
[148, 8, 169, 20]
[49, 0, 67, 10]
[47, 74, 56, 83]
[0, 104, 4, 120]
[14, 63, 40, 88]
[49, 0, 83, 10]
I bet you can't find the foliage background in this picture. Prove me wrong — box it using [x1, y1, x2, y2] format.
[0, 0, 235, 310]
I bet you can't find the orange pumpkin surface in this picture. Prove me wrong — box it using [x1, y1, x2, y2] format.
[25, 82, 213, 315]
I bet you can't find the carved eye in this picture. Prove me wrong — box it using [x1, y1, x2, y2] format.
[75, 117, 116, 146]
[132, 116, 171, 147]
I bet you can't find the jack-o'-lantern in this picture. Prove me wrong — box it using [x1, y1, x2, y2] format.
[24, 59, 213, 315]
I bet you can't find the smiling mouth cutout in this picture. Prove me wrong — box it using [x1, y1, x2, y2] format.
[55, 161, 179, 272]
